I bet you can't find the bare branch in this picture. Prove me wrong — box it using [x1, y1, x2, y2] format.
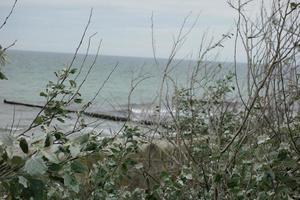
[0, 0, 17, 30]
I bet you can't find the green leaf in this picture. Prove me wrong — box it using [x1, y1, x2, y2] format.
[19, 137, 29, 154]
[33, 116, 44, 125]
[26, 178, 46, 199]
[0, 71, 7, 80]
[228, 174, 240, 189]
[277, 150, 288, 161]
[57, 118, 65, 123]
[42, 150, 60, 164]
[63, 173, 79, 193]
[39, 92, 47, 97]
[71, 160, 88, 173]
[53, 131, 64, 140]
[48, 163, 63, 172]
[214, 173, 222, 183]
[69, 68, 77, 74]
[18, 176, 29, 188]
[69, 144, 81, 158]
[69, 80, 76, 88]
[160, 171, 170, 180]
[85, 142, 98, 151]
[44, 133, 52, 147]
[24, 156, 47, 176]
[290, 2, 298, 10]
[74, 98, 83, 104]
[10, 156, 25, 166]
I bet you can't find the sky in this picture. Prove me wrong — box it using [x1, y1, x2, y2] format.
[0, 0, 260, 62]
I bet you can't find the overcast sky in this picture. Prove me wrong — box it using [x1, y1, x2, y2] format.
[0, 0, 260, 61]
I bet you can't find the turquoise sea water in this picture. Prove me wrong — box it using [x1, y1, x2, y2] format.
[0, 50, 245, 133]
[1, 50, 195, 106]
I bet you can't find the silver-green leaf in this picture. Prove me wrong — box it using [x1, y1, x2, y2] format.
[24, 156, 47, 176]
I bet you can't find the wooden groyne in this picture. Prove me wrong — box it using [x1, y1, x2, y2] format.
[3, 99, 163, 127]
[4, 99, 44, 109]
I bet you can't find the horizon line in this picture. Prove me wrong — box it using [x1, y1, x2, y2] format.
[8, 48, 239, 64]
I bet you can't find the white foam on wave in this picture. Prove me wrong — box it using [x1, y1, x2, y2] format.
[131, 107, 175, 116]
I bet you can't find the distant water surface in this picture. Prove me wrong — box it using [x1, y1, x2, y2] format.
[0, 50, 246, 133]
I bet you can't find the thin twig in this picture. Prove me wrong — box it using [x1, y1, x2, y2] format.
[0, 0, 18, 30]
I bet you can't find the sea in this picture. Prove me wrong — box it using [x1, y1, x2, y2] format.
[0, 50, 245, 136]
